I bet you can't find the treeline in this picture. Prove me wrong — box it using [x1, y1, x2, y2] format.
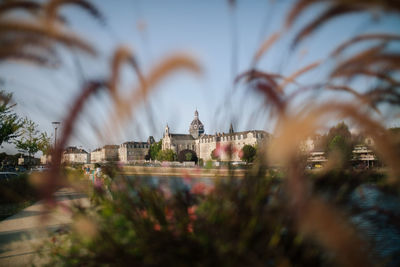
[0, 90, 51, 167]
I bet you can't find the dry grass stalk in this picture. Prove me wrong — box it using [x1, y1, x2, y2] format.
[108, 46, 145, 104]
[277, 61, 320, 92]
[332, 33, 400, 56]
[286, 0, 400, 41]
[0, 0, 41, 15]
[293, 4, 361, 46]
[44, 0, 104, 25]
[285, 0, 316, 28]
[252, 32, 280, 65]
[325, 85, 381, 114]
[46, 81, 105, 203]
[331, 67, 399, 86]
[102, 53, 201, 143]
[0, 20, 96, 55]
[296, 197, 371, 267]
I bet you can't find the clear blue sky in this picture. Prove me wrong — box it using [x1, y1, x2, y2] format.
[1, 0, 399, 153]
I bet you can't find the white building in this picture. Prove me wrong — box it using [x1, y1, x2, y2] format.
[90, 145, 119, 163]
[162, 110, 270, 161]
[62, 146, 90, 164]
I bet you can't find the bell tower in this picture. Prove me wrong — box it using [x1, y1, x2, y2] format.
[164, 124, 170, 137]
[189, 109, 204, 139]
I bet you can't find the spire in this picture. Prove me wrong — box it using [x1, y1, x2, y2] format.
[164, 124, 170, 136]
[194, 109, 199, 119]
[229, 123, 234, 134]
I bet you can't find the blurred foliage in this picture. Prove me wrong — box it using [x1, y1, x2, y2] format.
[177, 149, 198, 163]
[148, 140, 162, 161]
[240, 144, 257, 163]
[41, 167, 332, 267]
[0, 90, 23, 147]
[0, 173, 37, 205]
[323, 122, 354, 168]
[156, 149, 176, 162]
[14, 117, 49, 160]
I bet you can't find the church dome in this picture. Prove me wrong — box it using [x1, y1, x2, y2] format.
[189, 109, 204, 138]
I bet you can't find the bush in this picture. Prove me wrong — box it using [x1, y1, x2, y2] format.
[42, 169, 329, 266]
[240, 145, 257, 163]
[177, 149, 198, 163]
[0, 173, 38, 205]
[156, 149, 176, 161]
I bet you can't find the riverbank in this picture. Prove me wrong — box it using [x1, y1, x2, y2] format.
[122, 165, 247, 178]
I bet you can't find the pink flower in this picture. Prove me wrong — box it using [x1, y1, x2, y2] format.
[191, 183, 207, 195]
[187, 223, 193, 233]
[161, 161, 169, 167]
[188, 206, 197, 221]
[140, 210, 148, 219]
[94, 178, 103, 189]
[191, 183, 214, 195]
[154, 223, 161, 231]
[165, 208, 174, 222]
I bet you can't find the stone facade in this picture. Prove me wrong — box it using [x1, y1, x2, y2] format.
[162, 110, 270, 161]
[90, 145, 119, 163]
[118, 136, 155, 163]
[63, 146, 90, 164]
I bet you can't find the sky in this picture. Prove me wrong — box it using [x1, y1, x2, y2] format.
[1, 0, 400, 154]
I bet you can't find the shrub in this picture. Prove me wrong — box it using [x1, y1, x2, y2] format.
[240, 145, 256, 163]
[0, 173, 38, 205]
[177, 149, 198, 163]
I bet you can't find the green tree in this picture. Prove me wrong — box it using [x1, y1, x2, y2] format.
[241, 145, 257, 163]
[148, 140, 162, 160]
[38, 132, 52, 155]
[156, 149, 176, 161]
[177, 149, 198, 163]
[0, 91, 23, 146]
[324, 122, 354, 167]
[14, 118, 45, 164]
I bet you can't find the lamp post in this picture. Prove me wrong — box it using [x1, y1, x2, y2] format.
[52, 121, 61, 148]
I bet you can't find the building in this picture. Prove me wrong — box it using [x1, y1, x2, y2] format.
[118, 136, 155, 163]
[90, 145, 119, 163]
[162, 110, 270, 161]
[40, 154, 52, 165]
[303, 136, 377, 168]
[17, 155, 40, 166]
[62, 146, 90, 164]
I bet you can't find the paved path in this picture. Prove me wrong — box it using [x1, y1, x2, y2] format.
[0, 188, 89, 266]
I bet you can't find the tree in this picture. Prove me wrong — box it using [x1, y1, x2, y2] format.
[14, 118, 45, 164]
[177, 149, 198, 163]
[38, 132, 52, 155]
[323, 122, 354, 167]
[241, 145, 257, 163]
[0, 90, 23, 147]
[156, 149, 176, 162]
[148, 140, 162, 160]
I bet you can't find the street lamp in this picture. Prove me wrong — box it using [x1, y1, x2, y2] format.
[52, 121, 61, 148]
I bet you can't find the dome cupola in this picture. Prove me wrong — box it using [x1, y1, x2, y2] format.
[189, 109, 204, 138]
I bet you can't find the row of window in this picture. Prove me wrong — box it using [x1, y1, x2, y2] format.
[177, 144, 195, 150]
[122, 144, 150, 149]
[200, 133, 264, 143]
[127, 151, 147, 155]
